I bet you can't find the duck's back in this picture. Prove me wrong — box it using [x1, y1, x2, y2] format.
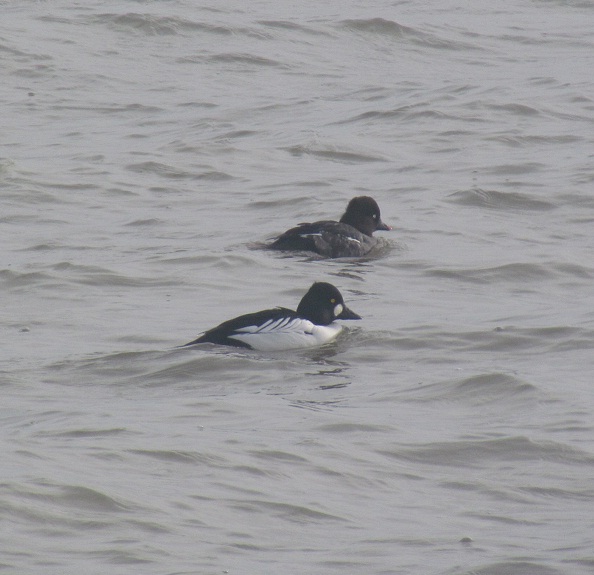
[269, 220, 375, 258]
[185, 307, 294, 348]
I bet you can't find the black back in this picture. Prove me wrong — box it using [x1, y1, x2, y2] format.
[183, 307, 297, 348]
[269, 220, 368, 257]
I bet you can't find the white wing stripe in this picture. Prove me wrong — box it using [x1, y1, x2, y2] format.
[234, 316, 306, 335]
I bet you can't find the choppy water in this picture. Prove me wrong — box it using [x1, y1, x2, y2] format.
[2, 1, 594, 574]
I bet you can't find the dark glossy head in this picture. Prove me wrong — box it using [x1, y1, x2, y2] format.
[296, 282, 361, 326]
[339, 196, 391, 236]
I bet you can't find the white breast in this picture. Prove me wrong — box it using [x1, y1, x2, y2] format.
[229, 317, 343, 351]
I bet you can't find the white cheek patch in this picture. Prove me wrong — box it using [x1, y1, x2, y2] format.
[333, 303, 343, 317]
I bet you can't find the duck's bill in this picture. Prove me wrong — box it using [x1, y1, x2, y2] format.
[338, 306, 362, 320]
[377, 220, 392, 231]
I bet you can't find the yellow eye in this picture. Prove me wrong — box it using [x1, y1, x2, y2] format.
[330, 298, 336, 303]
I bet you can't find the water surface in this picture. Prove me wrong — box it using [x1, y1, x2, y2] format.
[2, 1, 594, 573]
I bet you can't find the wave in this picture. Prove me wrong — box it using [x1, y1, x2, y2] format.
[453, 560, 566, 575]
[447, 188, 556, 211]
[379, 435, 594, 468]
[338, 18, 480, 51]
[126, 161, 235, 182]
[87, 12, 266, 39]
[282, 144, 388, 164]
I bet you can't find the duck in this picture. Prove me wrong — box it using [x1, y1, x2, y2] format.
[268, 196, 391, 258]
[183, 282, 361, 351]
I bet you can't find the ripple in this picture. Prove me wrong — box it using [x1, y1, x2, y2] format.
[16, 482, 132, 513]
[229, 499, 348, 523]
[0, 269, 55, 290]
[49, 428, 127, 439]
[210, 52, 285, 68]
[399, 372, 539, 405]
[489, 133, 582, 146]
[282, 144, 387, 163]
[339, 17, 417, 38]
[314, 422, 391, 434]
[425, 262, 555, 284]
[456, 561, 566, 575]
[124, 218, 163, 227]
[258, 20, 332, 38]
[447, 188, 556, 211]
[379, 436, 594, 468]
[489, 102, 541, 116]
[128, 449, 224, 465]
[338, 18, 480, 51]
[126, 161, 234, 181]
[89, 13, 236, 37]
[469, 325, 594, 352]
[46, 262, 175, 288]
[249, 449, 308, 463]
[486, 162, 547, 175]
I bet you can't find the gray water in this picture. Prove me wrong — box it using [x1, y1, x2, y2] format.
[2, 1, 594, 574]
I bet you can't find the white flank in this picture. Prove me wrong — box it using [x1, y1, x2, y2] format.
[229, 317, 343, 351]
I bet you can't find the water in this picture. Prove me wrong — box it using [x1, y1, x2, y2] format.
[2, 1, 594, 573]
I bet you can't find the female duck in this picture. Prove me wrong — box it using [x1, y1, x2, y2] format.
[269, 196, 391, 258]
